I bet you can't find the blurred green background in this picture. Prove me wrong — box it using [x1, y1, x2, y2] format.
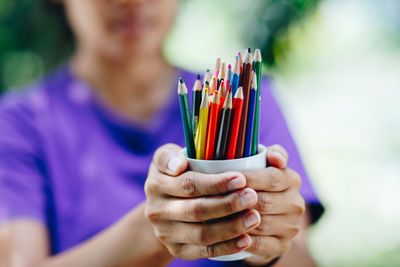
[1, 0, 400, 266]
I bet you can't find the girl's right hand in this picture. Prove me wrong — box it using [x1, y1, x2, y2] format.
[144, 144, 261, 260]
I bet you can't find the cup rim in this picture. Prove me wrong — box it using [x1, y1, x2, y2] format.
[182, 144, 267, 163]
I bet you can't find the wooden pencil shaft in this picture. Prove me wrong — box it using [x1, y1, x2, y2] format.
[178, 92, 195, 158]
[214, 108, 232, 160]
[236, 59, 253, 158]
[244, 87, 257, 157]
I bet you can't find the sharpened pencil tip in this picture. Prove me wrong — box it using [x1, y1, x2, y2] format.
[179, 77, 184, 83]
[197, 74, 200, 79]
[247, 48, 251, 53]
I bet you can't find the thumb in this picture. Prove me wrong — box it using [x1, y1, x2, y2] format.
[267, 144, 288, 169]
[152, 143, 188, 176]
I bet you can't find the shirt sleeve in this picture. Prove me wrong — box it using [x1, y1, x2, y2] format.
[258, 78, 324, 223]
[0, 92, 47, 225]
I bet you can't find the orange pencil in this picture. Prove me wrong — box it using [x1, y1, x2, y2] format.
[204, 92, 220, 160]
[226, 86, 244, 159]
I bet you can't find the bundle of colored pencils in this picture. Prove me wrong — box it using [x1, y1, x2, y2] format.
[178, 48, 262, 160]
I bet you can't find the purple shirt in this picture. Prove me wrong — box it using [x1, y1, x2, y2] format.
[0, 65, 320, 266]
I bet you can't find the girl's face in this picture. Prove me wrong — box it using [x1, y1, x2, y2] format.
[63, 0, 179, 60]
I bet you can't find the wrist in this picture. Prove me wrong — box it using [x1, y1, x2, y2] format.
[119, 202, 174, 266]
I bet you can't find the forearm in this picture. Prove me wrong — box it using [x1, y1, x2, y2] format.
[39, 202, 174, 267]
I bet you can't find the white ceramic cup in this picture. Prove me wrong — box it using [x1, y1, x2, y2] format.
[182, 144, 267, 261]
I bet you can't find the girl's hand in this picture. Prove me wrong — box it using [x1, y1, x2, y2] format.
[244, 145, 305, 265]
[145, 144, 260, 260]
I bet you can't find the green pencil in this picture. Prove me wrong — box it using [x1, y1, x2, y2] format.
[178, 78, 196, 158]
[251, 49, 262, 155]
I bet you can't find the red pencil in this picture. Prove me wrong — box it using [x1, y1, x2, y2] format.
[205, 92, 220, 160]
[236, 48, 253, 158]
[226, 87, 244, 159]
[219, 80, 226, 106]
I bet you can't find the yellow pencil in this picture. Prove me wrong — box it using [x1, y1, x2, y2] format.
[195, 88, 209, 159]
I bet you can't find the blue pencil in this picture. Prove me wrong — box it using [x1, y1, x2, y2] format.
[231, 55, 240, 96]
[244, 71, 257, 157]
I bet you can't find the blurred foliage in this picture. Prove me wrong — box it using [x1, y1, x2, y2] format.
[0, 0, 73, 92]
[0, 0, 319, 92]
[242, 0, 319, 67]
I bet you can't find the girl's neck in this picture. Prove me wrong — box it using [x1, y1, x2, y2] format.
[71, 48, 177, 122]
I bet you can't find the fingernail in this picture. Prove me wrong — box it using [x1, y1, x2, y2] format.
[272, 151, 287, 166]
[244, 211, 259, 228]
[241, 190, 257, 207]
[167, 156, 184, 172]
[236, 236, 250, 248]
[228, 176, 246, 191]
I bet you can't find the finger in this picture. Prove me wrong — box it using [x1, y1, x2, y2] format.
[254, 191, 305, 215]
[156, 170, 247, 197]
[241, 167, 295, 192]
[267, 145, 288, 169]
[246, 235, 290, 260]
[153, 143, 188, 176]
[160, 209, 261, 245]
[248, 214, 300, 238]
[176, 234, 252, 260]
[161, 188, 258, 222]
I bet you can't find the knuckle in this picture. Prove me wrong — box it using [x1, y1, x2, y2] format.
[182, 172, 198, 196]
[168, 244, 183, 258]
[293, 195, 305, 215]
[145, 207, 161, 223]
[287, 226, 300, 238]
[251, 235, 262, 249]
[144, 179, 159, 195]
[212, 175, 229, 193]
[289, 169, 301, 188]
[231, 218, 245, 236]
[258, 193, 273, 213]
[188, 201, 206, 221]
[154, 147, 170, 170]
[154, 228, 169, 244]
[223, 193, 241, 214]
[195, 227, 211, 245]
[267, 168, 282, 190]
[201, 244, 219, 258]
[256, 215, 272, 233]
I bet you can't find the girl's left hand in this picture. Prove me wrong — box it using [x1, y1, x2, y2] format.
[242, 145, 305, 265]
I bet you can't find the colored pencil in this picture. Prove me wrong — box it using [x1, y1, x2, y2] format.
[214, 88, 233, 160]
[192, 74, 202, 134]
[210, 76, 217, 94]
[225, 64, 232, 92]
[203, 69, 211, 85]
[236, 48, 253, 158]
[204, 92, 220, 160]
[238, 52, 243, 74]
[219, 80, 226, 106]
[213, 57, 221, 79]
[251, 49, 262, 155]
[232, 55, 240, 95]
[178, 78, 196, 158]
[195, 88, 209, 159]
[244, 71, 257, 157]
[226, 87, 244, 159]
[217, 62, 226, 89]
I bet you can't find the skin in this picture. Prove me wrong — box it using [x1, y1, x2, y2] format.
[0, 0, 317, 266]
